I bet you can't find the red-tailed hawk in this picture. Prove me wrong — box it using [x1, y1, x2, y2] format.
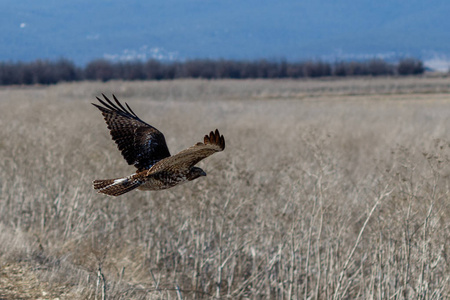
[92, 94, 225, 196]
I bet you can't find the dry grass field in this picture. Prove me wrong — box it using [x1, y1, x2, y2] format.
[2, 77, 450, 299]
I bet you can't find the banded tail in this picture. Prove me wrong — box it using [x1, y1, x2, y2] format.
[93, 175, 142, 196]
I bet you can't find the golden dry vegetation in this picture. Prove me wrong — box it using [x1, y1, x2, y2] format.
[1, 77, 450, 299]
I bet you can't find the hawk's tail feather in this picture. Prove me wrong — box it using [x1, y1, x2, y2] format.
[93, 176, 142, 197]
[93, 178, 117, 190]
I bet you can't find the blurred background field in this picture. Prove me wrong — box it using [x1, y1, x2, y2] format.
[1, 77, 450, 299]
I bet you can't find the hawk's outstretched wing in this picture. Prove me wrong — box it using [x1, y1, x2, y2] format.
[92, 94, 171, 171]
[148, 129, 225, 175]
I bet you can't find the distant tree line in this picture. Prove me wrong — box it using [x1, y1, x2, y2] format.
[0, 57, 425, 85]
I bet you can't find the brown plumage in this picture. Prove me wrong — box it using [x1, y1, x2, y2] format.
[92, 94, 225, 196]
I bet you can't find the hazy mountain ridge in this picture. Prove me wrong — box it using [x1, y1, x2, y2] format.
[2, 0, 450, 67]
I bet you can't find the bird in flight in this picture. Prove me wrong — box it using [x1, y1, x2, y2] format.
[92, 94, 225, 196]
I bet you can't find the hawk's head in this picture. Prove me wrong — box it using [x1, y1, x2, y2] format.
[187, 167, 207, 181]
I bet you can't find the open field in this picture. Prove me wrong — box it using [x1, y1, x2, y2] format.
[2, 77, 450, 299]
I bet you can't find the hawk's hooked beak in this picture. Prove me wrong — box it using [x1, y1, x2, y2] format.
[188, 167, 207, 181]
